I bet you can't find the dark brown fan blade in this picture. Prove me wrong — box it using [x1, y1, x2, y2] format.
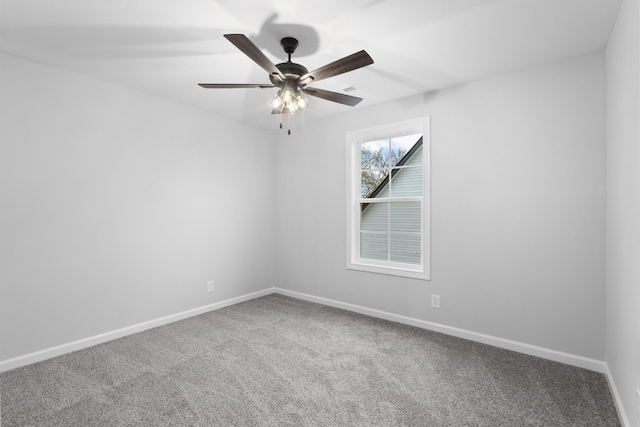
[224, 34, 286, 80]
[299, 50, 373, 84]
[303, 87, 363, 106]
[198, 83, 274, 88]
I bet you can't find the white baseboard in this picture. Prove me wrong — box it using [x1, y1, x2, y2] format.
[605, 363, 632, 427]
[0, 286, 608, 376]
[2, 286, 627, 424]
[274, 288, 607, 373]
[0, 287, 276, 373]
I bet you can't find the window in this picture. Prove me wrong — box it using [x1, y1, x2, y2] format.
[346, 117, 430, 280]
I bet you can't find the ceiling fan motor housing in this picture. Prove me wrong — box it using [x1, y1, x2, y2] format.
[268, 37, 309, 88]
[270, 62, 309, 87]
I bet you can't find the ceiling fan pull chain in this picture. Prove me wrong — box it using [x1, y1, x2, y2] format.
[288, 112, 292, 135]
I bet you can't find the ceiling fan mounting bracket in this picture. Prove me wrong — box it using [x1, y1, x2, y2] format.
[280, 37, 299, 55]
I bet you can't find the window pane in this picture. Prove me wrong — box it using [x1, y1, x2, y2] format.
[347, 116, 429, 279]
[360, 202, 388, 231]
[390, 234, 421, 264]
[361, 170, 388, 199]
[361, 140, 389, 169]
[390, 165, 422, 197]
[389, 134, 422, 167]
[390, 202, 421, 232]
[361, 233, 388, 261]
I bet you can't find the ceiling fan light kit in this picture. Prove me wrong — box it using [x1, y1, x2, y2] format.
[199, 34, 374, 134]
[271, 87, 308, 113]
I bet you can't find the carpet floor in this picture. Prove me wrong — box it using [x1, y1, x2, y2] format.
[1, 294, 621, 426]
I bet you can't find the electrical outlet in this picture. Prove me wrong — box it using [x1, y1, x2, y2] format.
[207, 281, 214, 293]
[431, 294, 440, 309]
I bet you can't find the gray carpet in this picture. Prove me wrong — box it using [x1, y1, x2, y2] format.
[1, 294, 621, 426]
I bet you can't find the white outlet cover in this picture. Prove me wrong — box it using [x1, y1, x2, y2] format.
[431, 295, 440, 309]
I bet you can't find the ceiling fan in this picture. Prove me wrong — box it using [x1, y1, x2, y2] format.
[198, 34, 374, 133]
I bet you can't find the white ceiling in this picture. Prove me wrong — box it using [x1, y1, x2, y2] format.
[0, 0, 622, 130]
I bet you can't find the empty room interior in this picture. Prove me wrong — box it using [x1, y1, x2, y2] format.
[1, 0, 639, 426]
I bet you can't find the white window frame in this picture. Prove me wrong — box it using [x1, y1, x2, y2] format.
[346, 117, 431, 280]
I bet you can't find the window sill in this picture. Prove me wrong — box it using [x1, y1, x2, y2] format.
[347, 260, 430, 281]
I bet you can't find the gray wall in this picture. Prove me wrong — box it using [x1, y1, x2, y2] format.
[0, 46, 614, 377]
[275, 51, 607, 360]
[0, 53, 277, 361]
[606, 0, 640, 424]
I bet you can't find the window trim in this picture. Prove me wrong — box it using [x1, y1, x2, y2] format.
[346, 117, 431, 280]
